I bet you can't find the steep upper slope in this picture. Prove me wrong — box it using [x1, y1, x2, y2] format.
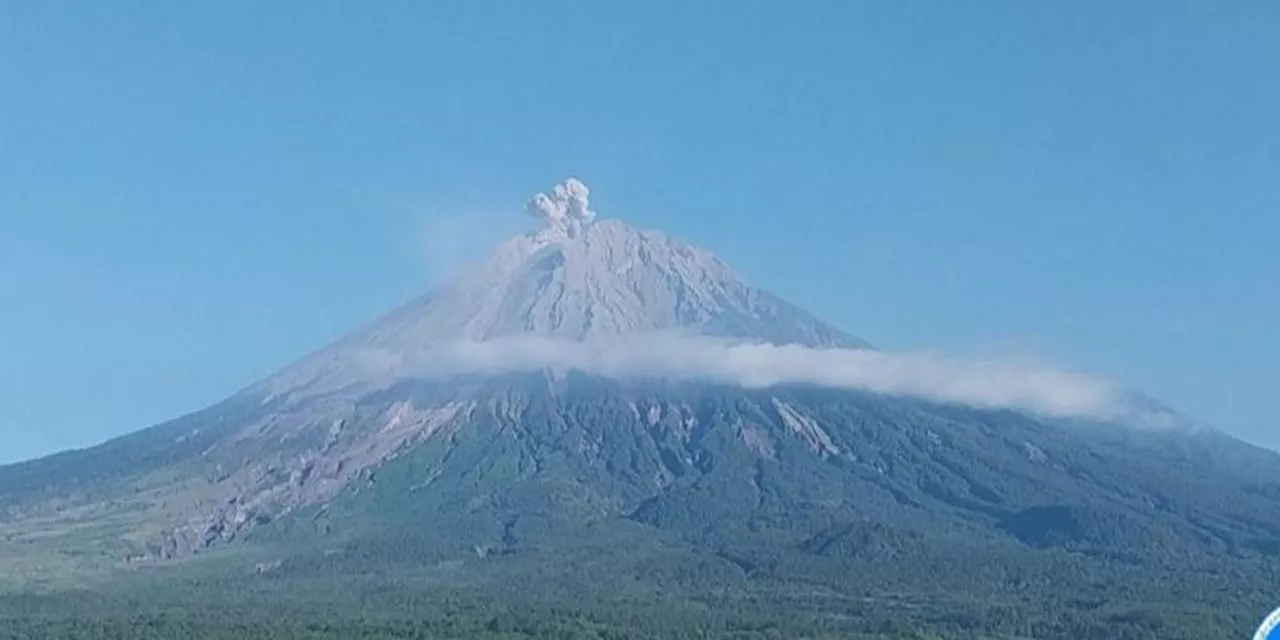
[260, 182, 865, 400]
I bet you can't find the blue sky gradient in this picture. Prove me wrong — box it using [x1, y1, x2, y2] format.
[1, 1, 1277, 463]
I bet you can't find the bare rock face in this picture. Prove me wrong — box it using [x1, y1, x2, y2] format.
[141, 399, 473, 557]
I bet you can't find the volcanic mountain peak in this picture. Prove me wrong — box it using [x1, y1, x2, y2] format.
[375, 179, 865, 346]
[261, 179, 865, 399]
[413, 215, 858, 343]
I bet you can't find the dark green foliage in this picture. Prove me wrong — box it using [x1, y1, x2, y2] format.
[0, 572, 1267, 639]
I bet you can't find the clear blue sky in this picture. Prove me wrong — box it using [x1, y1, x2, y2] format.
[1, 2, 1276, 464]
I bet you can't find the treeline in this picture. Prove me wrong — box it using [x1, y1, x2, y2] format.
[0, 612, 889, 640]
[0, 586, 1261, 640]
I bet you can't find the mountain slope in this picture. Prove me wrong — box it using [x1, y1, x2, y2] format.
[2, 179, 1279, 638]
[260, 375, 1280, 569]
[261, 216, 866, 401]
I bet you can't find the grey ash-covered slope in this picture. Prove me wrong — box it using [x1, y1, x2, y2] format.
[2, 179, 1280, 622]
[261, 209, 865, 399]
[364, 217, 863, 346]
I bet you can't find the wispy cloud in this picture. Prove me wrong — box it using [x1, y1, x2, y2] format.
[417, 209, 534, 285]
[393, 333, 1125, 419]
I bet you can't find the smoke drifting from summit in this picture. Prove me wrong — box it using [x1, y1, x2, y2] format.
[527, 178, 595, 227]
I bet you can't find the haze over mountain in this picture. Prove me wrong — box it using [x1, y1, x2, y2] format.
[2, 179, 1278, 639]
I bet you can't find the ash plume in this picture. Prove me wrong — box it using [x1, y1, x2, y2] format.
[526, 178, 595, 228]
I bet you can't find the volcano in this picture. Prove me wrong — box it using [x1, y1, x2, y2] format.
[2, 179, 1278, 638]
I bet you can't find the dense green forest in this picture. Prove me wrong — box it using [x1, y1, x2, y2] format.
[0, 563, 1268, 640]
[0, 596, 1261, 639]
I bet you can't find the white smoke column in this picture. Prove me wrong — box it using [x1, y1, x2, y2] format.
[526, 178, 595, 230]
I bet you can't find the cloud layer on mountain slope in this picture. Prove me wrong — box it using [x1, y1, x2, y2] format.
[362, 333, 1120, 419]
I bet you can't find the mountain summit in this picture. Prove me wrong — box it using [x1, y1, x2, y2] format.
[262, 178, 865, 399]
[357, 177, 864, 347]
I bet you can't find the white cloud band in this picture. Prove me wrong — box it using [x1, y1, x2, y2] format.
[386, 333, 1123, 419]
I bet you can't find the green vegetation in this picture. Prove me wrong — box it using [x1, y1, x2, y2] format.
[5, 380, 1280, 638]
[0, 570, 1266, 640]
